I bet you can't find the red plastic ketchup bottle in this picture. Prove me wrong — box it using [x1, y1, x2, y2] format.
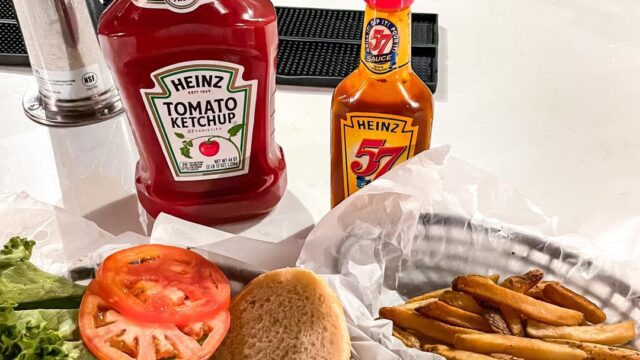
[98, 0, 287, 225]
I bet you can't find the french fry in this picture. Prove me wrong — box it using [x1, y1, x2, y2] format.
[409, 330, 442, 346]
[388, 270, 638, 358]
[489, 354, 525, 360]
[500, 307, 523, 336]
[547, 339, 640, 360]
[501, 270, 544, 292]
[392, 326, 421, 349]
[397, 298, 437, 311]
[416, 300, 493, 332]
[407, 288, 451, 303]
[379, 307, 480, 345]
[423, 344, 496, 359]
[453, 275, 584, 326]
[543, 283, 607, 324]
[499, 270, 544, 336]
[526, 281, 557, 301]
[526, 319, 637, 346]
[439, 290, 485, 315]
[454, 333, 588, 360]
[483, 307, 512, 335]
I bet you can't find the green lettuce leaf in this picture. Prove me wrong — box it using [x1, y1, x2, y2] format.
[0, 236, 35, 263]
[0, 238, 95, 359]
[0, 306, 94, 359]
[61, 342, 95, 360]
[0, 237, 85, 309]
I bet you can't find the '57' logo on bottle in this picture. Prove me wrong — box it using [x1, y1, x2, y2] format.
[369, 29, 394, 55]
[364, 18, 400, 69]
[351, 139, 407, 180]
[340, 113, 417, 196]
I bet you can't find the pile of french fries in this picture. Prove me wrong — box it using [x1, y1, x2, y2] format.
[380, 270, 639, 359]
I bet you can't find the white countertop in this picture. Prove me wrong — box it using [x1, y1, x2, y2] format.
[2, 0, 640, 241]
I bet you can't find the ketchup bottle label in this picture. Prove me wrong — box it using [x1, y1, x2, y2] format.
[340, 112, 417, 196]
[141, 60, 257, 181]
[132, 0, 214, 13]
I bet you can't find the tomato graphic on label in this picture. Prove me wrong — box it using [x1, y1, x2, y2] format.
[350, 139, 407, 181]
[174, 124, 244, 160]
[199, 140, 220, 157]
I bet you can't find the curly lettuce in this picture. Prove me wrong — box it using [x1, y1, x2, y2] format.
[0, 237, 85, 309]
[0, 306, 94, 359]
[0, 237, 94, 359]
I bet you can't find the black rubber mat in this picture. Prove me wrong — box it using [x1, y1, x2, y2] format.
[0, 0, 28, 65]
[276, 7, 437, 47]
[0, 2, 438, 92]
[0, 0, 16, 19]
[275, 6, 438, 93]
[277, 39, 436, 90]
[0, 19, 28, 65]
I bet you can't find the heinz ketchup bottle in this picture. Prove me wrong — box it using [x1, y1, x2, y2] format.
[98, 0, 287, 225]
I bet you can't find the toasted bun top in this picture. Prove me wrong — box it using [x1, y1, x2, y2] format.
[213, 268, 351, 360]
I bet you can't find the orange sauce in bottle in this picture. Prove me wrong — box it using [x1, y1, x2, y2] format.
[331, 0, 433, 207]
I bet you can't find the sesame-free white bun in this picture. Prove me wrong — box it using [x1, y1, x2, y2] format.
[213, 268, 351, 360]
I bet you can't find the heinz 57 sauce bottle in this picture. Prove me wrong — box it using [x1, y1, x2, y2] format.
[99, 0, 287, 224]
[331, 0, 433, 207]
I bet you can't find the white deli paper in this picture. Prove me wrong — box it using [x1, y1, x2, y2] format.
[298, 146, 640, 359]
[0, 192, 147, 279]
[0, 192, 302, 287]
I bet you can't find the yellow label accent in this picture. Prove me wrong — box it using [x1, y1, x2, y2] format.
[341, 112, 418, 196]
[361, 7, 411, 74]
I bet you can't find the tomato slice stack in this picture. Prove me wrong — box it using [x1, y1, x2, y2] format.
[79, 245, 231, 360]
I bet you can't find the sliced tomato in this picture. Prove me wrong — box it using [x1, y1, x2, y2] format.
[79, 282, 230, 360]
[95, 244, 230, 324]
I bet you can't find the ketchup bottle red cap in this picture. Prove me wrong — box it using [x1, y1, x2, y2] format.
[366, 0, 415, 10]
